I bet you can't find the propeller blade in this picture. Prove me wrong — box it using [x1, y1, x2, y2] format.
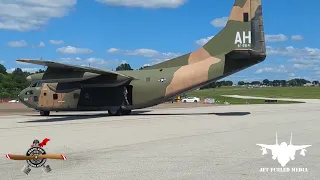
[6, 154, 34, 160]
[6, 154, 67, 160]
[38, 154, 67, 160]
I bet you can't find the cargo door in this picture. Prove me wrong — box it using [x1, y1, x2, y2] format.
[38, 83, 54, 109]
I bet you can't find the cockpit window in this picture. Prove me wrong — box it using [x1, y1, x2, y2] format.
[30, 82, 43, 87]
[25, 90, 33, 95]
[30, 83, 37, 87]
[36, 82, 43, 87]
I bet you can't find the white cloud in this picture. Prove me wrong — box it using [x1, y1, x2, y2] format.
[38, 41, 45, 47]
[49, 40, 64, 45]
[107, 48, 180, 58]
[95, 0, 187, 8]
[292, 63, 314, 70]
[195, 36, 214, 46]
[0, 0, 77, 31]
[143, 64, 150, 67]
[87, 57, 108, 65]
[255, 65, 288, 74]
[0, 60, 4, 64]
[291, 35, 303, 41]
[210, 17, 228, 27]
[265, 34, 288, 42]
[7, 40, 28, 47]
[267, 46, 320, 59]
[57, 46, 93, 54]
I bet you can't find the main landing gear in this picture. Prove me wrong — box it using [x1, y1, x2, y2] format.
[108, 108, 131, 116]
[39, 110, 50, 116]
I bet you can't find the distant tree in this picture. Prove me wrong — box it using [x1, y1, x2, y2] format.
[251, 81, 261, 85]
[116, 63, 133, 71]
[312, 80, 319, 85]
[262, 79, 269, 85]
[280, 80, 287, 87]
[36, 69, 45, 73]
[225, 80, 233, 86]
[238, 81, 245, 85]
[12, 68, 24, 76]
[0, 64, 6, 74]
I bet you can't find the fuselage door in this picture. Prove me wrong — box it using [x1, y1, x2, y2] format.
[38, 83, 54, 109]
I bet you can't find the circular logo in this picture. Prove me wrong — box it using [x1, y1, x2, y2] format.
[25, 147, 47, 168]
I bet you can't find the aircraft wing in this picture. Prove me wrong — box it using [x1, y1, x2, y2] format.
[289, 145, 312, 151]
[16, 59, 137, 81]
[256, 144, 277, 150]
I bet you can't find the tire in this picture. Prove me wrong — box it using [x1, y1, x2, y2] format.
[108, 109, 122, 116]
[122, 110, 132, 115]
[194, 100, 197, 102]
[42, 165, 52, 173]
[183, 100, 187, 103]
[40, 111, 50, 116]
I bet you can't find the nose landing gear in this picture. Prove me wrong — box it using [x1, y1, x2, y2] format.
[39, 111, 50, 116]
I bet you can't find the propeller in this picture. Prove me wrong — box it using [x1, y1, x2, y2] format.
[6, 154, 67, 161]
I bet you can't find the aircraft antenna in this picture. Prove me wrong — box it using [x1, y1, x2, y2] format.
[290, 133, 292, 145]
[276, 132, 278, 145]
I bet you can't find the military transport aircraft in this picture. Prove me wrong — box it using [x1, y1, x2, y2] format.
[17, 0, 266, 116]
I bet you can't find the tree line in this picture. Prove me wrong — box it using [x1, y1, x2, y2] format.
[200, 78, 317, 90]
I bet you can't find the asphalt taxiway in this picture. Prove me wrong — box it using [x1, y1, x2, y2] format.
[0, 103, 320, 180]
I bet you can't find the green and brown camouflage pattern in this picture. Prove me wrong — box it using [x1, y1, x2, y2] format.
[18, 0, 266, 112]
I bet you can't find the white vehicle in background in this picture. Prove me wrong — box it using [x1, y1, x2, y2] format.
[181, 97, 200, 103]
[8, 99, 19, 103]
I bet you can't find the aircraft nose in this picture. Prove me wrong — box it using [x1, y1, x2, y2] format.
[26, 75, 32, 81]
[18, 90, 25, 101]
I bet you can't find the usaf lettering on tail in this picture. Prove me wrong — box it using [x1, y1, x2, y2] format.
[235, 31, 251, 48]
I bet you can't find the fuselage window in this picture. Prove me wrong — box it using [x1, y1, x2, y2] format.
[25, 90, 33, 95]
[53, 94, 58, 100]
[243, 13, 249, 22]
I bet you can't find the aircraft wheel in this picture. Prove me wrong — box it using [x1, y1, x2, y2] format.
[22, 165, 31, 175]
[122, 110, 132, 115]
[42, 165, 52, 173]
[40, 111, 50, 116]
[108, 109, 121, 116]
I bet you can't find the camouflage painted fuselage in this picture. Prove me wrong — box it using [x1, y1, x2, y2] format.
[18, 0, 266, 112]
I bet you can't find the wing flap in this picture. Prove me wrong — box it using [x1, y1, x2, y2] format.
[17, 59, 136, 80]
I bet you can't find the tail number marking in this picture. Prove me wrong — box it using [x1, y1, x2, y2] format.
[234, 31, 251, 48]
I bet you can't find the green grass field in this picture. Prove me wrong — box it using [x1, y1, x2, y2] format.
[187, 86, 320, 105]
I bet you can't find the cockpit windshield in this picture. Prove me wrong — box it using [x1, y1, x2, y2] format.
[29, 81, 43, 88]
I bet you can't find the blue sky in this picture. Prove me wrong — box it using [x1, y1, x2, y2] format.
[0, 0, 319, 83]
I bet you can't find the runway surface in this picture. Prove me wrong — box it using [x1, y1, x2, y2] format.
[0, 103, 319, 180]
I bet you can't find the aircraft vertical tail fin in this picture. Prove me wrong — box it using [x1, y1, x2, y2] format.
[203, 0, 266, 56]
